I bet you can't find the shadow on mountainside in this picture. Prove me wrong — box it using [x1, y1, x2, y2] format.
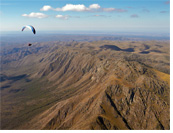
[100, 45, 134, 52]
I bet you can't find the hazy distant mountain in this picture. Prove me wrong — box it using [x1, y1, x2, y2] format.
[0, 33, 170, 47]
[0, 40, 170, 129]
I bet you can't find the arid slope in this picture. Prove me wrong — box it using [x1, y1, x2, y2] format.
[0, 40, 170, 129]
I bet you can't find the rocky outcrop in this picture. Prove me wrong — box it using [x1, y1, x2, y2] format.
[1, 41, 170, 130]
[19, 58, 169, 130]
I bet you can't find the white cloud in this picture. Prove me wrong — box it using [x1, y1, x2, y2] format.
[40, 5, 52, 11]
[89, 4, 101, 9]
[61, 4, 87, 11]
[22, 12, 48, 18]
[55, 15, 69, 20]
[41, 4, 88, 12]
[40, 4, 126, 13]
[102, 8, 115, 12]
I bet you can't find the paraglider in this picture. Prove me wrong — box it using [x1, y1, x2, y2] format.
[21, 25, 36, 46]
[22, 25, 36, 34]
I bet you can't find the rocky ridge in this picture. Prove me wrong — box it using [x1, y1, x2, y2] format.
[0, 41, 170, 129]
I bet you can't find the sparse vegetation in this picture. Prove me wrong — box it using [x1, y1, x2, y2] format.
[0, 40, 170, 129]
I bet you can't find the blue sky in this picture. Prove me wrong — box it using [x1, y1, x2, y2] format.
[0, 0, 170, 33]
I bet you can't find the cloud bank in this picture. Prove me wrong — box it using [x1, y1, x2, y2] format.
[40, 4, 127, 13]
[22, 4, 127, 19]
[22, 12, 48, 18]
[55, 15, 69, 20]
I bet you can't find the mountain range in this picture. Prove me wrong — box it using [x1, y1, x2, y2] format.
[0, 40, 170, 129]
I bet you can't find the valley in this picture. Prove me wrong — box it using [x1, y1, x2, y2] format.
[0, 40, 170, 129]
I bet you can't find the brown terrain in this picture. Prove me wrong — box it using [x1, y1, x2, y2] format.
[0, 40, 170, 129]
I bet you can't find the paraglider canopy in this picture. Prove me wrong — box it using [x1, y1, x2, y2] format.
[22, 25, 36, 34]
[28, 43, 32, 46]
